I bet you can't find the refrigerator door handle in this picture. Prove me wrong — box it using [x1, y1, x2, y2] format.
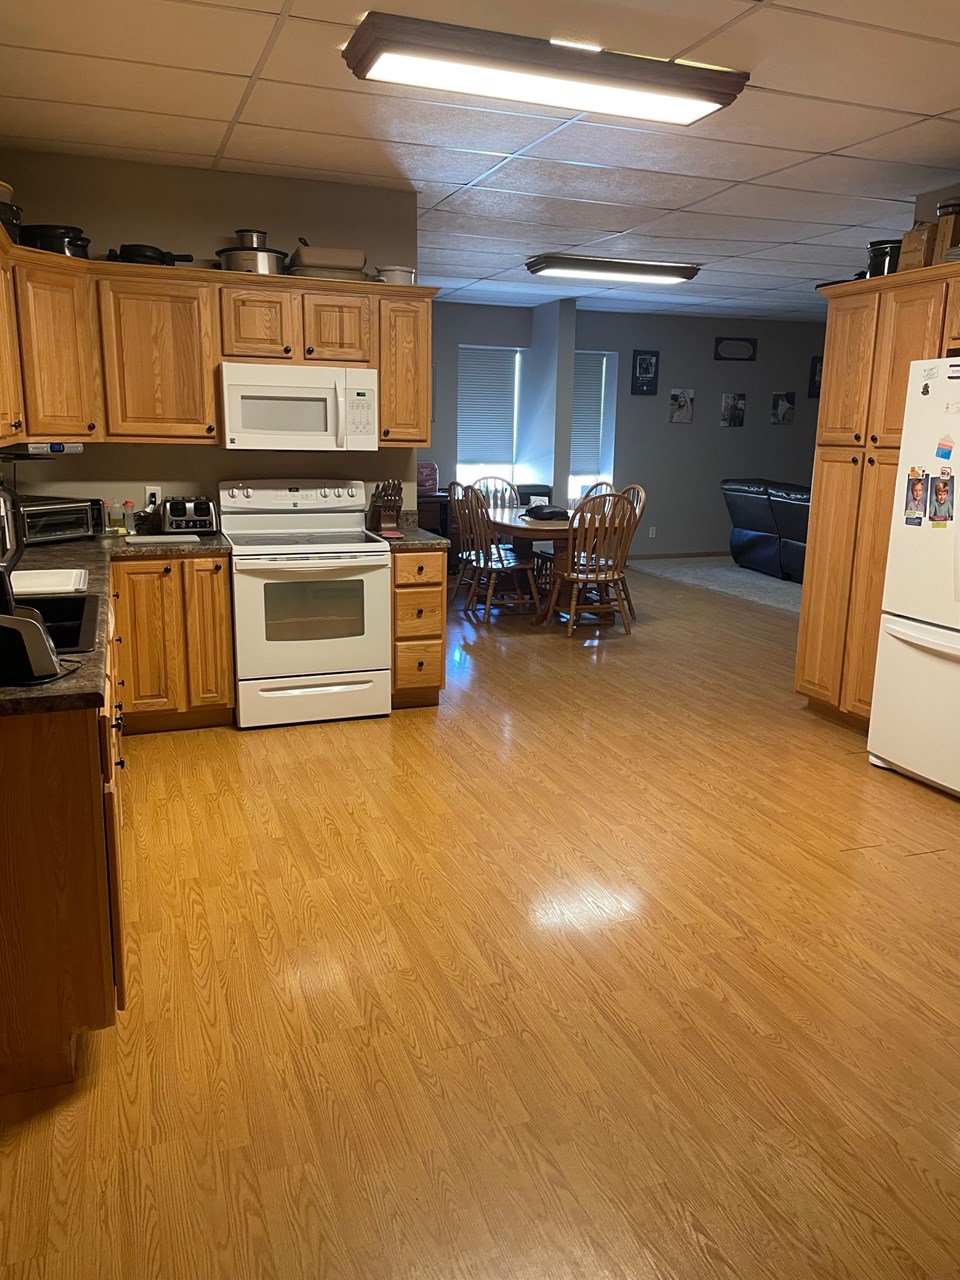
[886, 618, 960, 662]
[955, 515, 960, 604]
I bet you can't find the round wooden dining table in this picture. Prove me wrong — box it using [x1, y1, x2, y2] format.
[486, 507, 572, 624]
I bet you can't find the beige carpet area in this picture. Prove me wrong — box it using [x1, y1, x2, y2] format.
[632, 557, 803, 615]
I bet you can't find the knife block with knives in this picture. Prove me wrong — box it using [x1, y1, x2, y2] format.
[367, 479, 404, 539]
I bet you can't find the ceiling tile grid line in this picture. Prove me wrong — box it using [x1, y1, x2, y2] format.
[768, 2, 960, 48]
[211, 0, 296, 164]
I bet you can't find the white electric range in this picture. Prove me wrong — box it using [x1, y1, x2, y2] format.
[220, 480, 391, 728]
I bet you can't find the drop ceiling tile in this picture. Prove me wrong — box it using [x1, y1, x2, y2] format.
[576, 235, 780, 259]
[525, 122, 814, 181]
[290, 0, 754, 61]
[176, 0, 284, 9]
[801, 225, 905, 248]
[688, 8, 960, 114]
[416, 183, 462, 208]
[0, 135, 214, 168]
[418, 232, 577, 255]
[434, 188, 663, 232]
[475, 159, 730, 207]
[218, 158, 418, 189]
[0, 0, 276, 75]
[744, 243, 880, 266]
[451, 292, 537, 307]
[841, 118, 960, 169]
[225, 126, 504, 183]
[0, 98, 226, 155]
[0, 49, 245, 119]
[637, 210, 849, 242]
[693, 268, 812, 289]
[754, 154, 960, 203]
[781, 0, 959, 38]
[417, 247, 522, 269]
[244, 82, 561, 152]
[687, 183, 913, 228]
[588, 87, 921, 152]
[418, 210, 599, 244]
[704, 256, 838, 278]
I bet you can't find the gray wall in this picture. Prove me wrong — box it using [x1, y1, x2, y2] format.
[0, 150, 417, 267]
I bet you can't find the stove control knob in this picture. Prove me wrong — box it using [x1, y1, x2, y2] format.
[243, 487, 253, 499]
[347, 487, 357, 498]
[320, 488, 329, 498]
[334, 488, 343, 498]
[228, 487, 238, 499]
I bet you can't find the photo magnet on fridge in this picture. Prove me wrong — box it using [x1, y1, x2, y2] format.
[905, 468, 927, 526]
[929, 474, 955, 526]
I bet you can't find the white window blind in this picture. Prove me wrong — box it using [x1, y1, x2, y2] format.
[570, 352, 607, 476]
[457, 346, 519, 466]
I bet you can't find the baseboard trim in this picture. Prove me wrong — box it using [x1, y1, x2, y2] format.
[629, 551, 729, 562]
[124, 706, 234, 735]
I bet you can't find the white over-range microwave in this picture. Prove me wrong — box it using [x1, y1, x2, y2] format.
[221, 362, 379, 451]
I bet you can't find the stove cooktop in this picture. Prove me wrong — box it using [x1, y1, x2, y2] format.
[226, 530, 382, 548]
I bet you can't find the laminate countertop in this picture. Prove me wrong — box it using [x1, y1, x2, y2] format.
[0, 535, 231, 717]
[389, 527, 451, 551]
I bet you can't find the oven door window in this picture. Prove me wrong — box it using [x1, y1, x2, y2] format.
[263, 578, 364, 642]
[26, 508, 93, 541]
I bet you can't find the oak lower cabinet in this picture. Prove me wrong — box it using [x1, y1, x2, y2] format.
[112, 553, 234, 730]
[0, 257, 24, 440]
[98, 278, 219, 440]
[379, 298, 431, 446]
[392, 547, 446, 707]
[15, 260, 104, 439]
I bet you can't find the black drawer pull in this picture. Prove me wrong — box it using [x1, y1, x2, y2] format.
[851, 456, 859, 465]
[306, 346, 315, 355]
[416, 607, 424, 617]
[115, 756, 126, 770]
[867, 456, 876, 466]
[205, 424, 215, 435]
[163, 565, 172, 574]
[416, 563, 424, 574]
[87, 422, 96, 432]
[283, 345, 292, 354]
[854, 432, 862, 442]
[417, 660, 425, 669]
[112, 715, 125, 731]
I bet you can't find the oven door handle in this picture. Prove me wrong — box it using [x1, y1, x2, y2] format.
[234, 558, 388, 573]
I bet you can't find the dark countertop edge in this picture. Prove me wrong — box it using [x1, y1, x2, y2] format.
[389, 529, 450, 550]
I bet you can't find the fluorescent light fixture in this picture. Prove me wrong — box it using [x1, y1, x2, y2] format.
[549, 37, 603, 53]
[526, 254, 700, 286]
[343, 13, 748, 125]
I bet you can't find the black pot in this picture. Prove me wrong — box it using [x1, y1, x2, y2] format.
[866, 239, 901, 278]
[20, 224, 90, 257]
[0, 201, 22, 244]
[106, 243, 194, 267]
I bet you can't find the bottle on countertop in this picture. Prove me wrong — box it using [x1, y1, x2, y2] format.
[108, 498, 124, 532]
[123, 500, 136, 535]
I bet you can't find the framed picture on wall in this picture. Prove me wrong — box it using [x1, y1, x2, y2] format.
[631, 349, 659, 396]
[808, 355, 823, 398]
[714, 336, 758, 362]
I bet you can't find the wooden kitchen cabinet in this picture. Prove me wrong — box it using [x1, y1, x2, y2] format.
[795, 448, 865, 705]
[15, 261, 104, 438]
[392, 546, 446, 707]
[303, 291, 374, 362]
[869, 280, 945, 447]
[941, 279, 960, 356]
[221, 286, 300, 359]
[0, 257, 24, 441]
[379, 298, 431, 446]
[840, 451, 900, 718]
[112, 553, 234, 729]
[816, 292, 879, 446]
[98, 277, 218, 440]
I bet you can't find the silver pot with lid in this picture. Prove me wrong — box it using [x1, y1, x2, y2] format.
[216, 228, 287, 274]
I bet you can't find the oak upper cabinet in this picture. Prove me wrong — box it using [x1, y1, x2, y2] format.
[221, 287, 300, 359]
[302, 292, 373, 362]
[816, 293, 879, 446]
[870, 280, 945, 447]
[840, 451, 899, 718]
[379, 298, 430, 446]
[98, 278, 218, 440]
[795, 448, 865, 704]
[182, 557, 234, 708]
[112, 559, 187, 713]
[941, 279, 960, 356]
[15, 262, 104, 438]
[0, 259, 24, 441]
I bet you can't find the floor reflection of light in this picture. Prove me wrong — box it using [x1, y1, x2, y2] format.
[531, 884, 640, 931]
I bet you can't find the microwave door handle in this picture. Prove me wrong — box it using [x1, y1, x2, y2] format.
[335, 371, 346, 449]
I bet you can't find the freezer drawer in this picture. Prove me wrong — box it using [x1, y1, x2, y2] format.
[868, 614, 960, 797]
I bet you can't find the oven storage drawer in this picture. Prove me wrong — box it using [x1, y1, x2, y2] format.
[394, 640, 443, 689]
[394, 552, 445, 587]
[237, 671, 391, 728]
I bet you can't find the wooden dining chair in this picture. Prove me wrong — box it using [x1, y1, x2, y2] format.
[472, 476, 521, 510]
[581, 481, 615, 498]
[460, 486, 540, 620]
[541, 492, 639, 636]
[618, 484, 647, 619]
[447, 481, 478, 604]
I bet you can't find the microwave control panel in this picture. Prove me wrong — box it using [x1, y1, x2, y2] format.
[345, 387, 377, 437]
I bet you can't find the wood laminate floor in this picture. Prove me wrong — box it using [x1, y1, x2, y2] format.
[4, 577, 960, 1279]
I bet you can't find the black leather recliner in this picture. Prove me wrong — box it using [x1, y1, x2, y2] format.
[720, 478, 811, 581]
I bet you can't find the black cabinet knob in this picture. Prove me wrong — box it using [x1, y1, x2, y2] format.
[854, 432, 862, 442]
[283, 345, 292, 354]
[112, 715, 124, 731]
[214, 562, 223, 572]
[163, 565, 172, 574]
[870, 434, 878, 443]
[851, 456, 859, 465]
[416, 607, 424, 617]
[382, 428, 391, 437]
[416, 564, 424, 574]
[115, 757, 126, 770]
[867, 456, 876, 466]
[205, 424, 215, 435]
[306, 346, 315, 355]
[87, 422, 96, 432]
[115, 701, 123, 713]
[11, 419, 22, 431]
[115, 635, 123, 644]
[112, 591, 120, 600]
[417, 660, 425, 669]
[117, 678, 125, 686]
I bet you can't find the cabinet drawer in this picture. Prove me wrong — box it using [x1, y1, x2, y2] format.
[394, 587, 443, 638]
[394, 640, 443, 689]
[394, 551, 444, 586]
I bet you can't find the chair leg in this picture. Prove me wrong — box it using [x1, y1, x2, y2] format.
[464, 564, 482, 613]
[484, 568, 497, 621]
[613, 580, 632, 635]
[566, 583, 580, 637]
[539, 576, 562, 627]
[525, 566, 541, 618]
[621, 573, 637, 620]
[450, 558, 467, 602]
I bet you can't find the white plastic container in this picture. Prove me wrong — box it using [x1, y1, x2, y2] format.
[378, 265, 416, 285]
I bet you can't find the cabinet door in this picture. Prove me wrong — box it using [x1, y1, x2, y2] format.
[870, 281, 946, 447]
[15, 264, 104, 438]
[302, 292, 373, 362]
[839, 451, 900, 718]
[102, 781, 127, 1011]
[0, 259, 24, 441]
[795, 448, 865, 704]
[112, 560, 186, 713]
[221, 287, 300, 359]
[940, 279, 960, 356]
[817, 293, 879, 446]
[379, 298, 430, 446]
[182, 556, 235, 708]
[98, 279, 218, 439]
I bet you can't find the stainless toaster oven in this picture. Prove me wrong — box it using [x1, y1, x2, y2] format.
[19, 494, 105, 544]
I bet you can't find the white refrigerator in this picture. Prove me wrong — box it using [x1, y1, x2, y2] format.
[868, 357, 960, 796]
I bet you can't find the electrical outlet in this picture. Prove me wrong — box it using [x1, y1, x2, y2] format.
[648, 525, 656, 538]
[143, 483, 162, 509]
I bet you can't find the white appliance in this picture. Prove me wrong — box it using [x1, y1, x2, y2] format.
[221, 362, 378, 451]
[869, 357, 960, 795]
[221, 480, 391, 728]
